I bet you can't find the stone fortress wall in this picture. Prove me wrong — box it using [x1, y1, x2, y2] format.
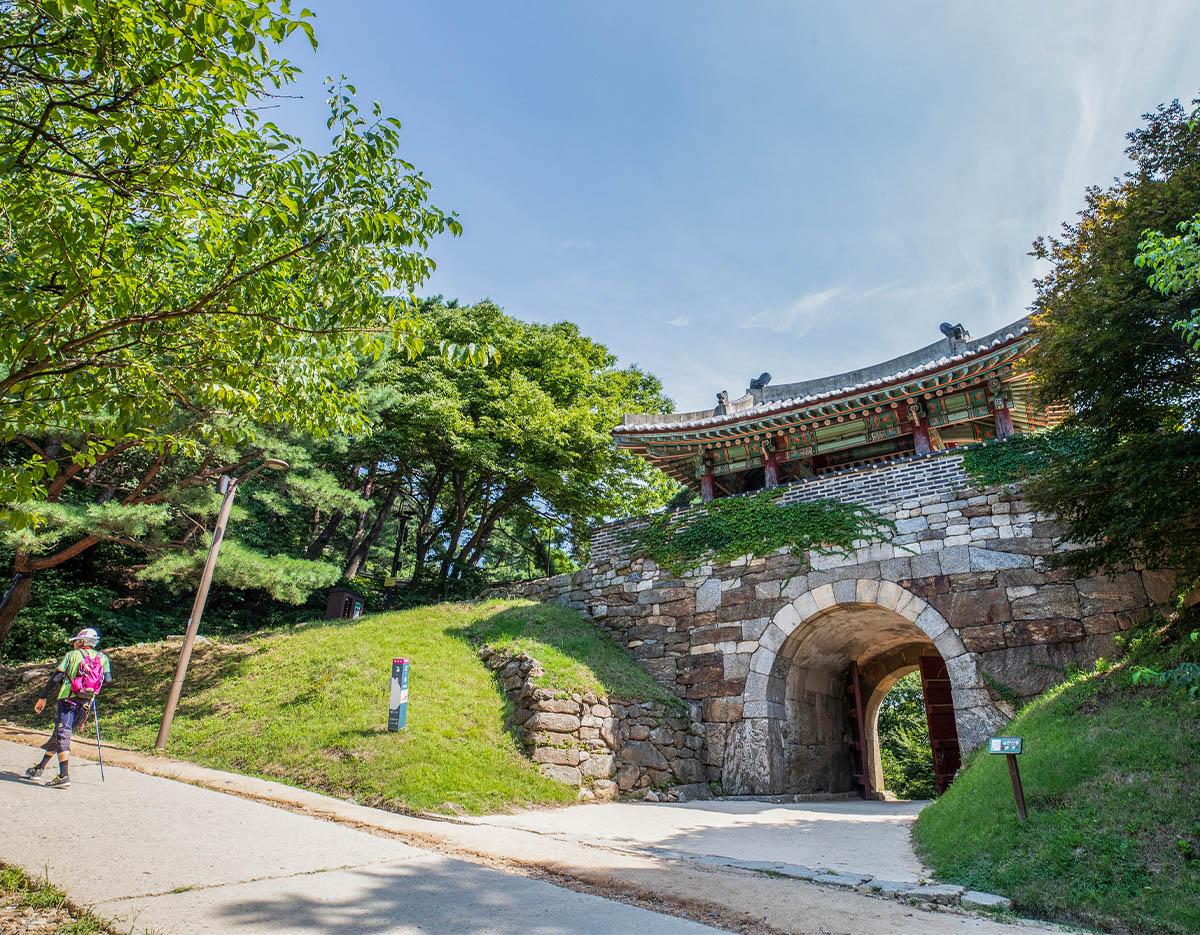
[493, 452, 1168, 796]
[479, 647, 705, 799]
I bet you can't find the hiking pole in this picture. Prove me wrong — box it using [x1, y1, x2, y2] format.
[91, 698, 105, 782]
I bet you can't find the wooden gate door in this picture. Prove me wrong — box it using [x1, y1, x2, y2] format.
[918, 655, 962, 794]
[845, 661, 874, 798]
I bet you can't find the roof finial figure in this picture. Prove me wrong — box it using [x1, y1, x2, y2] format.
[749, 372, 772, 390]
[715, 390, 730, 414]
[940, 322, 970, 342]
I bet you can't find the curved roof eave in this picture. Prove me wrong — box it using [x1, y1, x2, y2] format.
[616, 317, 1033, 437]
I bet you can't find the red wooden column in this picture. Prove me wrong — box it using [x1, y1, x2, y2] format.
[762, 437, 780, 489]
[989, 377, 1015, 439]
[918, 655, 963, 794]
[700, 455, 716, 502]
[904, 399, 933, 456]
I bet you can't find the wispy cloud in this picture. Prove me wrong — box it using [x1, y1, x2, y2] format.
[743, 287, 842, 336]
[665, 315, 691, 327]
[558, 238, 595, 249]
[743, 280, 979, 337]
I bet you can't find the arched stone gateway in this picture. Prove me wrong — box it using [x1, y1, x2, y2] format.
[722, 580, 1007, 796]
[495, 454, 1170, 797]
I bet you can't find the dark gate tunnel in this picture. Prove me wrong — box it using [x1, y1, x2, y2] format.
[765, 603, 957, 797]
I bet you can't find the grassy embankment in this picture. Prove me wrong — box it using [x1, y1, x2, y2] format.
[915, 618, 1200, 934]
[0, 599, 675, 815]
[0, 863, 109, 934]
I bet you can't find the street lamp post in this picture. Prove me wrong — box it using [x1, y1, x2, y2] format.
[154, 459, 288, 752]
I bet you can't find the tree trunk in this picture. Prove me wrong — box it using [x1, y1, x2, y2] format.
[305, 509, 345, 559]
[391, 514, 409, 576]
[409, 536, 428, 589]
[345, 463, 378, 564]
[344, 485, 400, 580]
[0, 534, 104, 648]
[383, 513, 410, 608]
[0, 570, 34, 646]
[434, 476, 470, 598]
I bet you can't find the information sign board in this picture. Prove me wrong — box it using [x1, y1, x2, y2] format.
[988, 736, 1023, 755]
[388, 658, 410, 731]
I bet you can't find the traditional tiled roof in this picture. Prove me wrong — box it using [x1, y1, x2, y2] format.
[617, 317, 1032, 436]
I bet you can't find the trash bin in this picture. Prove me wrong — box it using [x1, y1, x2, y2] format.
[324, 586, 365, 621]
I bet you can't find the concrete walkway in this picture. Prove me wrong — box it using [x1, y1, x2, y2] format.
[473, 798, 929, 882]
[0, 740, 722, 935]
[0, 731, 1067, 935]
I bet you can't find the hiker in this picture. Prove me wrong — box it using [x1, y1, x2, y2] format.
[24, 628, 111, 789]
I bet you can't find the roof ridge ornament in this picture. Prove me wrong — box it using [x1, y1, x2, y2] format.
[939, 322, 971, 343]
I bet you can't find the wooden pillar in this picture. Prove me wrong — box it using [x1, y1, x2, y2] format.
[762, 439, 780, 489]
[905, 399, 933, 456]
[994, 405, 1015, 440]
[989, 377, 1015, 439]
[700, 460, 715, 502]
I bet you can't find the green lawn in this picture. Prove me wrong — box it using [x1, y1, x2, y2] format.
[914, 628, 1200, 934]
[0, 599, 658, 815]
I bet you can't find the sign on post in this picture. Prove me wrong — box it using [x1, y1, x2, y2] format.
[988, 735, 1027, 822]
[388, 658, 410, 731]
[988, 736, 1023, 755]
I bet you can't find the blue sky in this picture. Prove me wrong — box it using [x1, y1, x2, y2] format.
[274, 2, 1198, 411]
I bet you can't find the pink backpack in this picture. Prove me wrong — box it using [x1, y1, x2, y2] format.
[71, 651, 105, 700]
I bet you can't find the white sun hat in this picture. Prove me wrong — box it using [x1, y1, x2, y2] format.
[65, 628, 100, 647]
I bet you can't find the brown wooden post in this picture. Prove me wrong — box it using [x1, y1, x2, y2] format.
[762, 438, 780, 489]
[1006, 753, 1028, 822]
[989, 377, 1015, 439]
[155, 475, 239, 752]
[905, 399, 933, 456]
[700, 457, 715, 503]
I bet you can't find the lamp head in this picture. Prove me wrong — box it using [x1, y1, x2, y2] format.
[263, 459, 290, 472]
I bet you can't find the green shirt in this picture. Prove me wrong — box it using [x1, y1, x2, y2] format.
[55, 648, 111, 700]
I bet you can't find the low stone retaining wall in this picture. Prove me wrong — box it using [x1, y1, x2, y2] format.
[479, 648, 707, 800]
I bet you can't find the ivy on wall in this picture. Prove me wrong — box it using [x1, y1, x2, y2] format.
[621, 489, 894, 576]
[959, 427, 1097, 487]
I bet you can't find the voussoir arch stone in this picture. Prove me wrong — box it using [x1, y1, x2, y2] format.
[749, 579, 948, 679]
[745, 579, 1001, 753]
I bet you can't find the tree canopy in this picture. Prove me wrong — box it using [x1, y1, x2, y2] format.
[302, 300, 675, 598]
[1027, 97, 1200, 591]
[0, 0, 466, 642]
[1, 0, 460, 514]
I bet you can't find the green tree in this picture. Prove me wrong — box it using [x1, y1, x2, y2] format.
[1136, 106, 1200, 350]
[1027, 97, 1200, 592]
[0, 1, 460, 641]
[877, 671, 936, 800]
[303, 300, 675, 597]
[1139, 216, 1200, 349]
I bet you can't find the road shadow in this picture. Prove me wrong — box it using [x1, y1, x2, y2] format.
[207, 855, 712, 934]
[482, 798, 930, 882]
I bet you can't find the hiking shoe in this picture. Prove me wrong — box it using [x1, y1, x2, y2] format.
[22, 765, 44, 780]
[44, 775, 71, 789]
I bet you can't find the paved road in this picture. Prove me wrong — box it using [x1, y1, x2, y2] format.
[474, 798, 929, 882]
[0, 740, 724, 935]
